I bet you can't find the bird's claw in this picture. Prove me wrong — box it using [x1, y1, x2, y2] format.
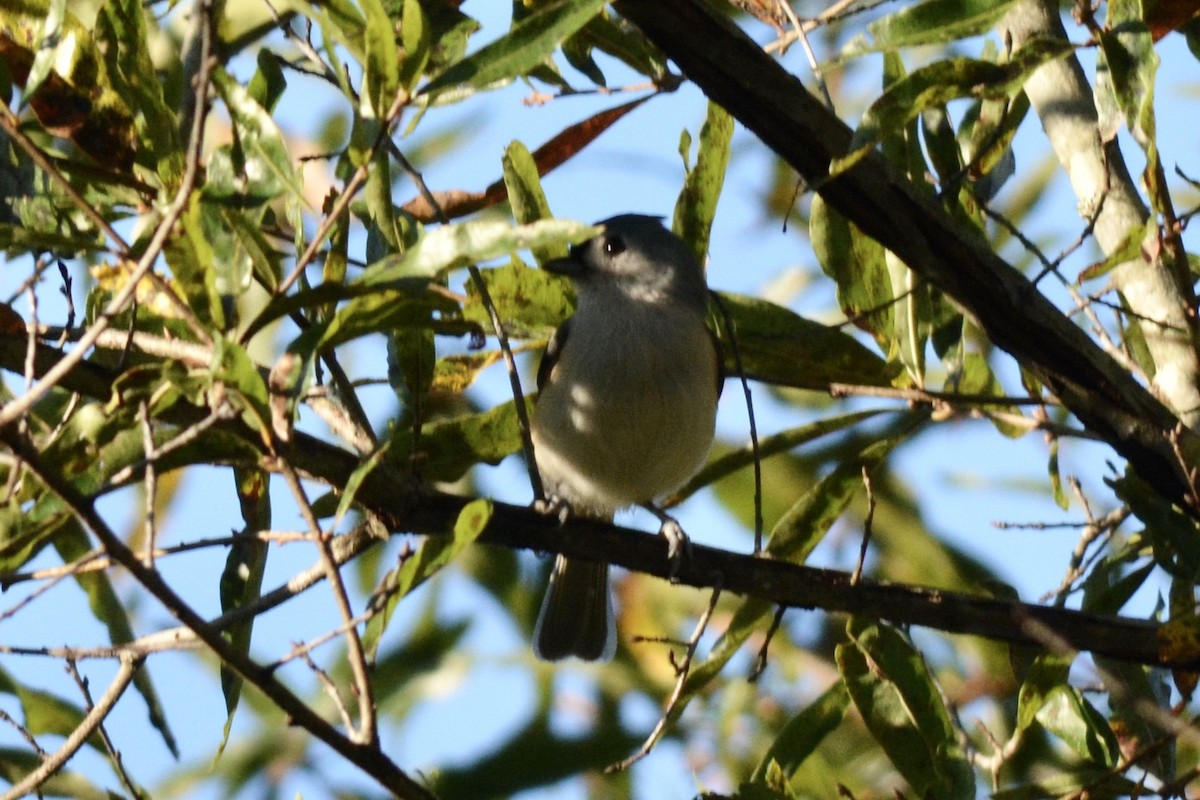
[534, 494, 572, 526]
[658, 517, 692, 580]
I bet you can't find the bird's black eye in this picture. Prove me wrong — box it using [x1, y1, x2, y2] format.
[603, 235, 626, 256]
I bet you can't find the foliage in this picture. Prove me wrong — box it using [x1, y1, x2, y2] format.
[0, 0, 1198, 798]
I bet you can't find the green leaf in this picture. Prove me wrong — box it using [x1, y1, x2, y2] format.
[420, 0, 608, 100]
[767, 424, 918, 564]
[501, 140, 559, 263]
[1035, 685, 1121, 767]
[0, 665, 98, 751]
[837, 620, 973, 800]
[673, 100, 733, 264]
[1016, 653, 1072, 732]
[834, 42, 1073, 176]
[748, 680, 850, 783]
[713, 292, 898, 390]
[0, 748, 116, 800]
[211, 68, 307, 210]
[1111, 469, 1200, 579]
[843, 0, 1020, 58]
[462, 260, 574, 340]
[359, 218, 598, 285]
[398, 0, 433, 91]
[391, 397, 535, 482]
[95, 0, 183, 182]
[218, 467, 270, 753]
[672, 408, 893, 503]
[361, 0, 402, 116]
[363, 499, 492, 659]
[809, 195, 893, 349]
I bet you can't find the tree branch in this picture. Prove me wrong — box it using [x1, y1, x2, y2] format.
[610, 0, 1200, 513]
[0, 337, 1192, 672]
[1000, 0, 1200, 427]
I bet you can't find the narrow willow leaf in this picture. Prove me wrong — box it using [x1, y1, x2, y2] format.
[218, 467, 270, 753]
[363, 499, 493, 658]
[809, 196, 893, 349]
[211, 68, 307, 209]
[748, 680, 850, 783]
[462, 260, 574, 340]
[398, 0, 433, 90]
[0, 751, 114, 800]
[391, 397, 535, 482]
[361, 0, 401, 116]
[843, 0, 1019, 58]
[1035, 686, 1121, 766]
[95, 0, 183, 181]
[501, 140, 559, 263]
[672, 408, 892, 503]
[1016, 653, 1073, 731]
[673, 100, 733, 264]
[838, 620, 973, 800]
[712, 292, 897, 390]
[420, 0, 607, 100]
[768, 425, 917, 564]
[834, 42, 1073, 176]
[359, 218, 598, 285]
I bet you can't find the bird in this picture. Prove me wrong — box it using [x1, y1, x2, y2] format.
[531, 214, 721, 661]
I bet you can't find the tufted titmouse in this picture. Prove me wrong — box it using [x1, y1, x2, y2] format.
[531, 214, 721, 661]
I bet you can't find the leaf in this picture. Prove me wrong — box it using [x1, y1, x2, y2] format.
[51, 522, 179, 757]
[420, 0, 608, 100]
[501, 140, 559, 263]
[713, 292, 898, 391]
[392, 397, 535, 482]
[748, 680, 850, 784]
[0, 748, 116, 800]
[1035, 686, 1121, 767]
[363, 499, 492, 658]
[673, 100, 733, 264]
[210, 68, 307, 209]
[834, 42, 1073, 176]
[671, 408, 892, 504]
[94, 0, 182, 182]
[1016, 653, 1072, 732]
[843, 0, 1020, 58]
[809, 195, 893, 349]
[361, 0, 401, 116]
[358, 218, 598, 285]
[0, 665, 98, 751]
[768, 424, 918, 564]
[398, 0, 432, 91]
[218, 467, 270, 754]
[462, 260, 574, 340]
[837, 620, 973, 800]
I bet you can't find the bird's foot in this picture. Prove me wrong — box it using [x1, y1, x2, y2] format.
[534, 494, 573, 526]
[644, 504, 691, 580]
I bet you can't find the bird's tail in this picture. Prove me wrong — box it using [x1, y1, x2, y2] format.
[533, 555, 615, 661]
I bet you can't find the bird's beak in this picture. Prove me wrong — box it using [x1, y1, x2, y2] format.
[542, 243, 587, 276]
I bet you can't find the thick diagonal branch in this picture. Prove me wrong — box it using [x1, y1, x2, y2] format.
[611, 0, 1199, 511]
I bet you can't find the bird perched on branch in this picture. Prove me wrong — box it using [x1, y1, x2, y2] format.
[531, 214, 721, 661]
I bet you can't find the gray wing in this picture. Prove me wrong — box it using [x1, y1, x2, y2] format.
[537, 317, 572, 392]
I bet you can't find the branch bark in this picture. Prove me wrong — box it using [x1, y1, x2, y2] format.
[0, 338, 1196, 673]
[1001, 0, 1200, 427]
[610, 0, 1200, 512]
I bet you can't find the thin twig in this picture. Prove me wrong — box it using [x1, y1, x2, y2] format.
[277, 459, 376, 746]
[65, 659, 143, 799]
[389, 141, 546, 499]
[139, 401, 158, 567]
[0, 0, 215, 429]
[0, 655, 142, 800]
[274, 88, 412, 298]
[608, 584, 723, 772]
[850, 466, 876, 586]
[0, 429, 435, 799]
